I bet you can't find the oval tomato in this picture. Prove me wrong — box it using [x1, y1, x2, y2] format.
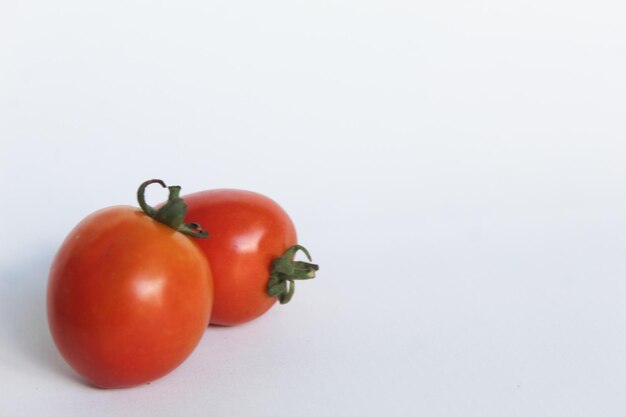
[183, 189, 318, 326]
[47, 180, 213, 388]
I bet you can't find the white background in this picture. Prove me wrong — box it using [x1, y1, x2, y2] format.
[1, 0, 626, 416]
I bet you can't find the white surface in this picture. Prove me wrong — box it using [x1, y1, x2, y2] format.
[1, 0, 626, 416]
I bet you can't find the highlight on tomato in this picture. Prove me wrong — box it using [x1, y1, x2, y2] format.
[182, 189, 319, 326]
[47, 179, 213, 388]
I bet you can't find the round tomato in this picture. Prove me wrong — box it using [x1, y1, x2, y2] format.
[47, 180, 213, 388]
[183, 189, 318, 326]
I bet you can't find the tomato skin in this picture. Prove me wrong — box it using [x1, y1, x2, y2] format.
[47, 206, 213, 388]
[183, 190, 297, 326]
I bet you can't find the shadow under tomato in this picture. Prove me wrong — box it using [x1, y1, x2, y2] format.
[0, 247, 80, 383]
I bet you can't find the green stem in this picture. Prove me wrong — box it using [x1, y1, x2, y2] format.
[267, 245, 319, 304]
[136, 179, 208, 238]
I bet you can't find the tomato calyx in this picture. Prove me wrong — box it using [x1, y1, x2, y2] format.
[137, 179, 209, 238]
[267, 245, 319, 304]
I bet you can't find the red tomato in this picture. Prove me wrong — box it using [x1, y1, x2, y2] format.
[183, 189, 318, 326]
[47, 180, 213, 388]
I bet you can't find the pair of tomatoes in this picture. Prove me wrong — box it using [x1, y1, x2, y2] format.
[47, 180, 317, 388]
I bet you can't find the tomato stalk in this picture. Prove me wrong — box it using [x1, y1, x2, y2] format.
[137, 179, 209, 238]
[267, 245, 318, 304]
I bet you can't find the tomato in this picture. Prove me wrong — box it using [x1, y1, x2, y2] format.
[47, 180, 213, 388]
[183, 189, 318, 326]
